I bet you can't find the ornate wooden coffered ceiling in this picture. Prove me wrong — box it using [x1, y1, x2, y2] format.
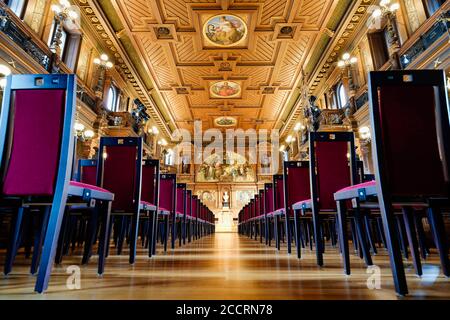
[80, 0, 372, 137]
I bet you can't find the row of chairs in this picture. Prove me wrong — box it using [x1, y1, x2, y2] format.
[239, 70, 450, 296]
[0, 74, 214, 293]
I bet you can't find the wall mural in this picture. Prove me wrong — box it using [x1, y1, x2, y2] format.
[210, 81, 241, 99]
[196, 152, 255, 183]
[203, 14, 247, 47]
[235, 190, 254, 208]
[196, 190, 217, 205]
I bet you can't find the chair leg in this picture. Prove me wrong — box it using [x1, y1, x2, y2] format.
[4, 207, 25, 275]
[98, 201, 112, 275]
[363, 212, 377, 255]
[152, 212, 159, 256]
[147, 211, 155, 258]
[378, 202, 408, 296]
[395, 215, 409, 260]
[82, 208, 99, 265]
[171, 213, 176, 250]
[35, 197, 70, 293]
[402, 207, 422, 276]
[129, 211, 140, 264]
[55, 208, 70, 264]
[117, 216, 127, 255]
[285, 213, 292, 254]
[354, 203, 373, 267]
[350, 218, 359, 253]
[414, 214, 429, 260]
[164, 216, 169, 252]
[337, 201, 350, 275]
[31, 206, 51, 275]
[427, 206, 450, 277]
[293, 210, 301, 259]
[310, 208, 323, 267]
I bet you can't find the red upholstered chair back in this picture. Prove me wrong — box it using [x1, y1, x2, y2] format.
[79, 160, 97, 186]
[273, 175, 284, 211]
[283, 161, 310, 215]
[264, 183, 274, 213]
[159, 174, 176, 212]
[141, 160, 159, 206]
[313, 139, 352, 210]
[176, 184, 186, 214]
[259, 190, 265, 215]
[369, 70, 449, 201]
[1, 75, 76, 197]
[186, 190, 192, 216]
[192, 196, 198, 218]
[99, 137, 142, 212]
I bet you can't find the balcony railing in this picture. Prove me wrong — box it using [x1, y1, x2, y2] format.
[399, 8, 449, 69]
[0, 3, 99, 113]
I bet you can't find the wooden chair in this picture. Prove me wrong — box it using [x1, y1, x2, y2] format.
[283, 161, 311, 258]
[158, 174, 176, 251]
[0, 74, 113, 293]
[263, 183, 274, 246]
[294, 132, 368, 268]
[176, 183, 186, 247]
[96, 137, 144, 264]
[141, 159, 160, 257]
[339, 70, 449, 296]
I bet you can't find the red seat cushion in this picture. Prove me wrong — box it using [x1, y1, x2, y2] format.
[69, 181, 111, 194]
[335, 180, 376, 194]
[140, 200, 155, 207]
[293, 199, 312, 207]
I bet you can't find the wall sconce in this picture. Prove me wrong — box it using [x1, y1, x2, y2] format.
[285, 135, 296, 143]
[338, 53, 358, 92]
[94, 54, 114, 98]
[0, 64, 11, 89]
[149, 126, 159, 135]
[50, 0, 79, 57]
[369, 0, 401, 65]
[279, 145, 286, 152]
[74, 121, 95, 142]
[158, 138, 168, 146]
[337, 53, 357, 68]
[359, 126, 371, 141]
[371, 0, 400, 20]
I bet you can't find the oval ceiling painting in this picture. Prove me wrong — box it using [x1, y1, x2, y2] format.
[214, 117, 237, 127]
[210, 81, 241, 99]
[203, 15, 247, 47]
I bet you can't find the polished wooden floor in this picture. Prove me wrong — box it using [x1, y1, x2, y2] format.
[0, 232, 448, 300]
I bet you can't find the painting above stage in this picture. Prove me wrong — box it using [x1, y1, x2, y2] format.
[196, 152, 255, 183]
[203, 14, 247, 47]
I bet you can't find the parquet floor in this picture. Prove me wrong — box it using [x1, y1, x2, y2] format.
[0, 233, 448, 300]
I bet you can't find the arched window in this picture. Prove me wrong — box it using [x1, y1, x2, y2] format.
[106, 85, 120, 112]
[337, 83, 348, 109]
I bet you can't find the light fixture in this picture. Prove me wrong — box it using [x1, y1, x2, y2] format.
[103, 152, 108, 159]
[371, 0, 400, 21]
[0, 64, 11, 89]
[293, 122, 302, 131]
[0, 64, 12, 76]
[74, 122, 85, 132]
[285, 135, 293, 143]
[279, 145, 286, 152]
[84, 129, 95, 139]
[94, 54, 114, 69]
[150, 126, 159, 135]
[158, 138, 168, 146]
[338, 53, 358, 68]
[359, 126, 371, 140]
[50, 0, 79, 56]
[94, 53, 114, 98]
